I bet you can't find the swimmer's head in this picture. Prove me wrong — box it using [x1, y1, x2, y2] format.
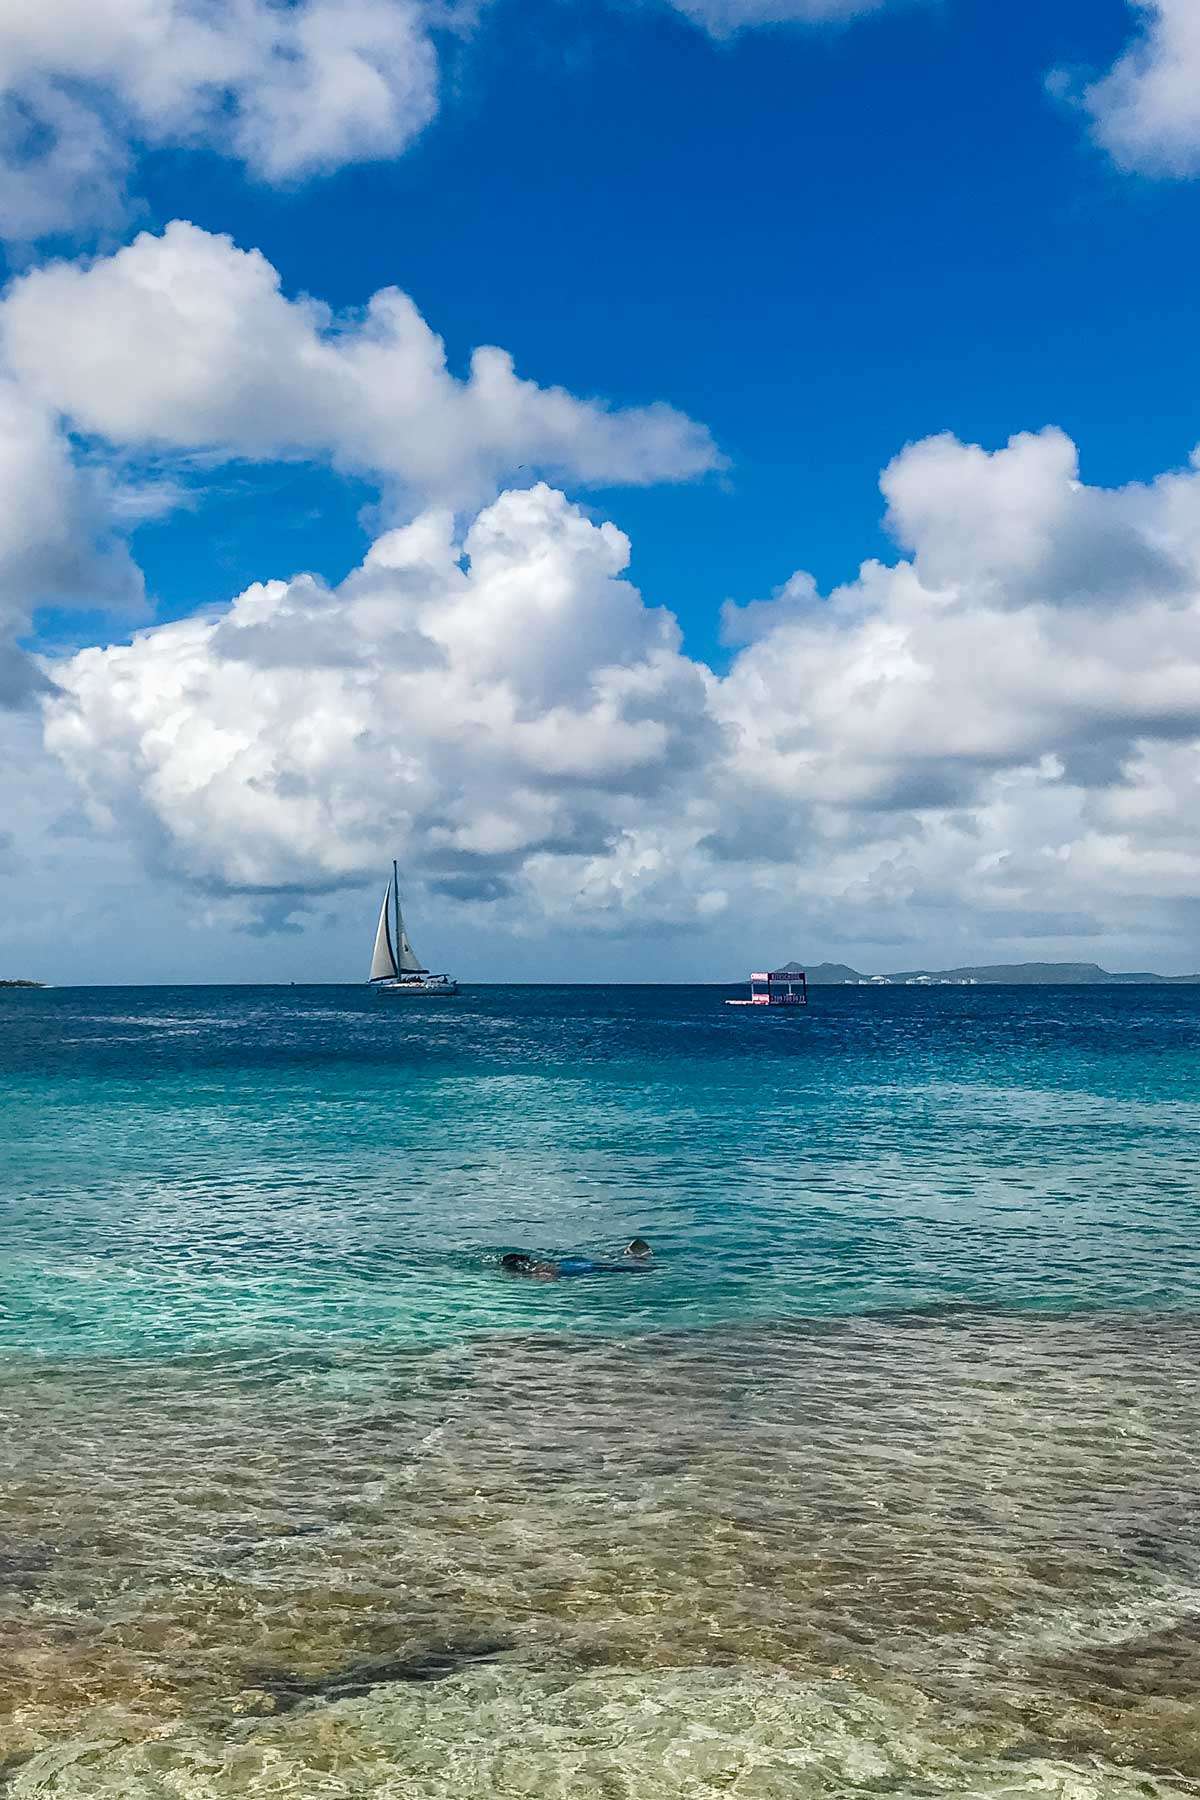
[626, 1238, 652, 1259]
[501, 1252, 535, 1274]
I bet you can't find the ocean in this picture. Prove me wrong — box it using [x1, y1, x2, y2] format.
[2, 982, 1199, 1797]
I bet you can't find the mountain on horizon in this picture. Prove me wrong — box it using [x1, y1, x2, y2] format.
[802, 961, 1200, 986]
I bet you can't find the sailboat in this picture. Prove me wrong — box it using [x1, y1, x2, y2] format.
[367, 863, 459, 996]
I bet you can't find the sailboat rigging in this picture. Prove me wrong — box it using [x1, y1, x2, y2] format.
[367, 862, 459, 995]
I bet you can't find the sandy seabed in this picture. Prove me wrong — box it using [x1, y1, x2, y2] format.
[3, 1312, 1200, 1797]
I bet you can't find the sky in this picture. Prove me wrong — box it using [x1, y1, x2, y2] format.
[3, 0, 1200, 982]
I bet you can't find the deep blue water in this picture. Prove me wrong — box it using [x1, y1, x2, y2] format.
[3, 983, 1199, 1357]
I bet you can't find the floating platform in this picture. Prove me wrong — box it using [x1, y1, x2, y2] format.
[726, 964, 808, 1007]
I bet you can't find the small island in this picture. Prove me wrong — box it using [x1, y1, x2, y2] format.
[0, 978, 44, 988]
[804, 961, 1200, 986]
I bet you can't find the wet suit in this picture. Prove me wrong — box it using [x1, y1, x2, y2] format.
[502, 1252, 650, 1279]
[555, 1257, 646, 1277]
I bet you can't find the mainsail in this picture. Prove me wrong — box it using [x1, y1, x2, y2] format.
[394, 905, 427, 974]
[368, 888, 397, 982]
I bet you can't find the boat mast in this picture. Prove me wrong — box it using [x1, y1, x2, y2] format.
[393, 860, 401, 981]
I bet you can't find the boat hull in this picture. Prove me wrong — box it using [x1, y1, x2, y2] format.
[373, 978, 459, 996]
[725, 996, 806, 1007]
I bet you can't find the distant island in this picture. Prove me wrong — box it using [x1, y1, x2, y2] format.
[804, 961, 1200, 986]
[0, 979, 44, 988]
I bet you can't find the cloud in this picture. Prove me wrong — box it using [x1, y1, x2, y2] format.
[716, 429, 1200, 814]
[659, 0, 892, 37]
[38, 430, 1200, 958]
[0, 0, 450, 240]
[878, 426, 1190, 607]
[2, 222, 721, 510]
[0, 381, 142, 706]
[0, 84, 131, 243]
[1078, 0, 1200, 176]
[43, 484, 718, 910]
[701, 428, 1200, 948]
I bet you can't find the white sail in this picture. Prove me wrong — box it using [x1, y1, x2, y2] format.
[368, 887, 398, 981]
[395, 902, 427, 974]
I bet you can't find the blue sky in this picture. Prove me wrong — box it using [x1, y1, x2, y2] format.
[98, 0, 1192, 659]
[3, 0, 1200, 981]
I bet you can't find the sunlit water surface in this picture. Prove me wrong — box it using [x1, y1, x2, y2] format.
[2, 984, 1199, 1796]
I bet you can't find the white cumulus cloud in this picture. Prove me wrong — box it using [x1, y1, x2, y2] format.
[1079, 0, 1200, 176]
[36, 430, 1200, 962]
[0, 0, 449, 239]
[0, 382, 142, 706]
[2, 221, 721, 510]
[43, 484, 717, 910]
[704, 427, 1200, 946]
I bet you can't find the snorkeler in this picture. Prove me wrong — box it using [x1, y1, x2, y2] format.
[501, 1244, 653, 1280]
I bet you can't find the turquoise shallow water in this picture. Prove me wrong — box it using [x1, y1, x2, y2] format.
[3, 984, 1200, 1796]
[4, 983, 1200, 1354]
